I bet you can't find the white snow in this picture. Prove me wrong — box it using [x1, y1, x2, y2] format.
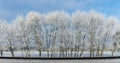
[1, 51, 120, 57]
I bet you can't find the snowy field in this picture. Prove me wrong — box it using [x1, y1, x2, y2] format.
[0, 51, 120, 63]
[0, 59, 120, 63]
[2, 51, 120, 57]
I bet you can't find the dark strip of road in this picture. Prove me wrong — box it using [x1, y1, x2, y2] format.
[0, 56, 120, 60]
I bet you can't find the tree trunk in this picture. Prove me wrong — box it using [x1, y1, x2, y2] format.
[59, 46, 61, 57]
[39, 49, 41, 57]
[9, 47, 14, 57]
[51, 50, 53, 57]
[96, 46, 100, 56]
[100, 44, 105, 56]
[47, 50, 49, 57]
[96, 41, 100, 56]
[10, 49, 14, 57]
[0, 50, 3, 56]
[71, 49, 73, 57]
[79, 49, 84, 57]
[112, 49, 116, 56]
[65, 50, 67, 57]
[90, 47, 92, 57]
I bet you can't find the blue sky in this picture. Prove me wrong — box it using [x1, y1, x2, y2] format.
[0, 0, 120, 21]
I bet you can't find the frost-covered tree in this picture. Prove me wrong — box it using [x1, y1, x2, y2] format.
[72, 11, 89, 57]
[45, 11, 70, 57]
[13, 16, 25, 56]
[0, 10, 120, 57]
[87, 10, 106, 57]
[4, 23, 17, 57]
[14, 16, 32, 57]
[109, 17, 120, 56]
[25, 11, 44, 57]
[0, 20, 7, 56]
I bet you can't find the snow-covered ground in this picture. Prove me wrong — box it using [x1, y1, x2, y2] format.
[1, 51, 120, 63]
[2, 51, 120, 57]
